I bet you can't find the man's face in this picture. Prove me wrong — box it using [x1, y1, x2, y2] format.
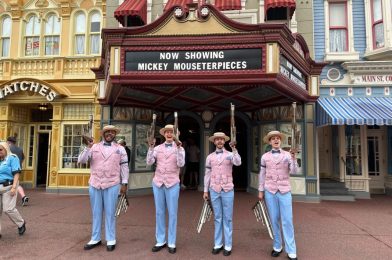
[269, 136, 281, 149]
[214, 137, 225, 149]
[103, 130, 116, 143]
[0, 145, 6, 159]
[164, 130, 174, 142]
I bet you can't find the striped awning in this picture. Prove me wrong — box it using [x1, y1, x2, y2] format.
[264, 0, 296, 18]
[164, 0, 193, 12]
[114, 0, 147, 26]
[214, 0, 242, 11]
[316, 97, 392, 126]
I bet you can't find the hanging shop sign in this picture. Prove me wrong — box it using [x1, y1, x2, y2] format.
[125, 49, 262, 72]
[0, 80, 58, 101]
[353, 75, 392, 84]
[279, 55, 306, 89]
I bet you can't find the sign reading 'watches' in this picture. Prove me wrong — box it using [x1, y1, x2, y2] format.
[0, 81, 58, 101]
[125, 49, 262, 71]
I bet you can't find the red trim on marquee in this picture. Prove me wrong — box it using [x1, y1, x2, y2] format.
[214, 0, 242, 11]
[164, 0, 193, 12]
[114, 0, 147, 25]
[264, 0, 296, 18]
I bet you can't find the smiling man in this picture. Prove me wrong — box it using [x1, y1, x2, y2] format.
[258, 131, 298, 260]
[78, 125, 129, 252]
[146, 124, 185, 254]
[203, 132, 241, 257]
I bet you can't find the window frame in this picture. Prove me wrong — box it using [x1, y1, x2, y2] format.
[73, 10, 102, 56]
[328, 2, 348, 52]
[0, 15, 11, 57]
[24, 14, 41, 57]
[371, 0, 384, 49]
[324, 0, 359, 61]
[44, 13, 61, 56]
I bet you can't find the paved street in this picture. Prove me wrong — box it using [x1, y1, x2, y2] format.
[1, 189, 392, 260]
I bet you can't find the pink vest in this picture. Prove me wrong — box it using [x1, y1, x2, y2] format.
[89, 142, 122, 189]
[208, 150, 235, 193]
[263, 151, 292, 194]
[153, 144, 180, 188]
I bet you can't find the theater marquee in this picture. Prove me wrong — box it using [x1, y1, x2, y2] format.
[125, 49, 262, 72]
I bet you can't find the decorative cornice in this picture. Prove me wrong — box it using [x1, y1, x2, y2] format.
[342, 61, 392, 74]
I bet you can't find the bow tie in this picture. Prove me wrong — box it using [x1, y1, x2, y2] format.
[103, 142, 111, 146]
[216, 150, 223, 154]
[165, 143, 173, 147]
[271, 150, 280, 154]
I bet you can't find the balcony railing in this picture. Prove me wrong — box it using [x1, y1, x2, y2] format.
[0, 57, 100, 80]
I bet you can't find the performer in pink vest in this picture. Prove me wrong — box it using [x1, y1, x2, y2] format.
[146, 124, 185, 254]
[203, 132, 241, 257]
[78, 125, 129, 252]
[258, 131, 298, 260]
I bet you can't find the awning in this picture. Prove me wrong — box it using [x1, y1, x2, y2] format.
[114, 0, 147, 26]
[264, 0, 296, 18]
[164, 0, 193, 12]
[214, 0, 242, 11]
[316, 97, 392, 126]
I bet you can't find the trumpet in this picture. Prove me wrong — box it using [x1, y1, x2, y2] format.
[115, 194, 129, 217]
[196, 200, 213, 233]
[230, 103, 237, 146]
[173, 111, 181, 145]
[82, 114, 94, 145]
[147, 113, 157, 145]
[252, 200, 274, 240]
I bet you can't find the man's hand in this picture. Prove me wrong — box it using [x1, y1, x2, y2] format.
[148, 138, 156, 148]
[289, 148, 297, 159]
[258, 191, 264, 201]
[120, 184, 128, 195]
[82, 136, 94, 148]
[203, 192, 209, 201]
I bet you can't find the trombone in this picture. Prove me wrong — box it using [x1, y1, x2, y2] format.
[252, 200, 274, 240]
[196, 200, 213, 233]
[115, 194, 129, 217]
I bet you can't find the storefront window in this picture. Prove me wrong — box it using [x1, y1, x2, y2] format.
[345, 125, 362, 175]
[62, 124, 89, 169]
[280, 123, 303, 174]
[252, 126, 259, 172]
[134, 124, 152, 171]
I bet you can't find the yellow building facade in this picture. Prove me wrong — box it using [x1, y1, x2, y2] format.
[0, 0, 104, 191]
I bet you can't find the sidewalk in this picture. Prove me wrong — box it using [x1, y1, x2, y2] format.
[1, 189, 392, 260]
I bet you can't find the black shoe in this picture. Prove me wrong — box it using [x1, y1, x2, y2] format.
[288, 256, 298, 260]
[18, 222, 26, 235]
[223, 249, 231, 256]
[271, 249, 282, 257]
[212, 246, 224, 255]
[22, 196, 29, 206]
[107, 245, 116, 251]
[84, 241, 102, 250]
[168, 247, 176, 254]
[152, 244, 166, 252]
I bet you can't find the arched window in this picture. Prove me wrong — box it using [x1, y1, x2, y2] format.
[89, 12, 101, 54]
[45, 14, 60, 55]
[0, 16, 11, 57]
[74, 12, 86, 54]
[25, 15, 41, 56]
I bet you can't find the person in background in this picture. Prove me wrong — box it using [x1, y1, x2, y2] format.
[203, 132, 241, 257]
[146, 124, 185, 254]
[117, 139, 131, 166]
[258, 130, 299, 260]
[186, 138, 200, 189]
[0, 141, 26, 238]
[78, 125, 129, 252]
[6, 136, 29, 206]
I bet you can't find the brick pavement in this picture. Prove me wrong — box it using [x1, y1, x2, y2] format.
[1, 189, 392, 260]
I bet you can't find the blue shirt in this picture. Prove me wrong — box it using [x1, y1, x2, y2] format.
[0, 155, 21, 182]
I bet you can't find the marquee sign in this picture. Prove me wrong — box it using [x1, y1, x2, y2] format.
[279, 55, 306, 89]
[125, 49, 262, 72]
[0, 80, 58, 101]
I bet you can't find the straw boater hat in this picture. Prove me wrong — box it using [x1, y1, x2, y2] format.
[100, 125, 120, 135]
[208, 132, 230, 143]
[117, 139, 126, 145]
[263, 130, 285, 144]
[159, 124, 178, 136]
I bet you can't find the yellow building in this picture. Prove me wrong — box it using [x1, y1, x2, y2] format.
[0, 0, 104, 191]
